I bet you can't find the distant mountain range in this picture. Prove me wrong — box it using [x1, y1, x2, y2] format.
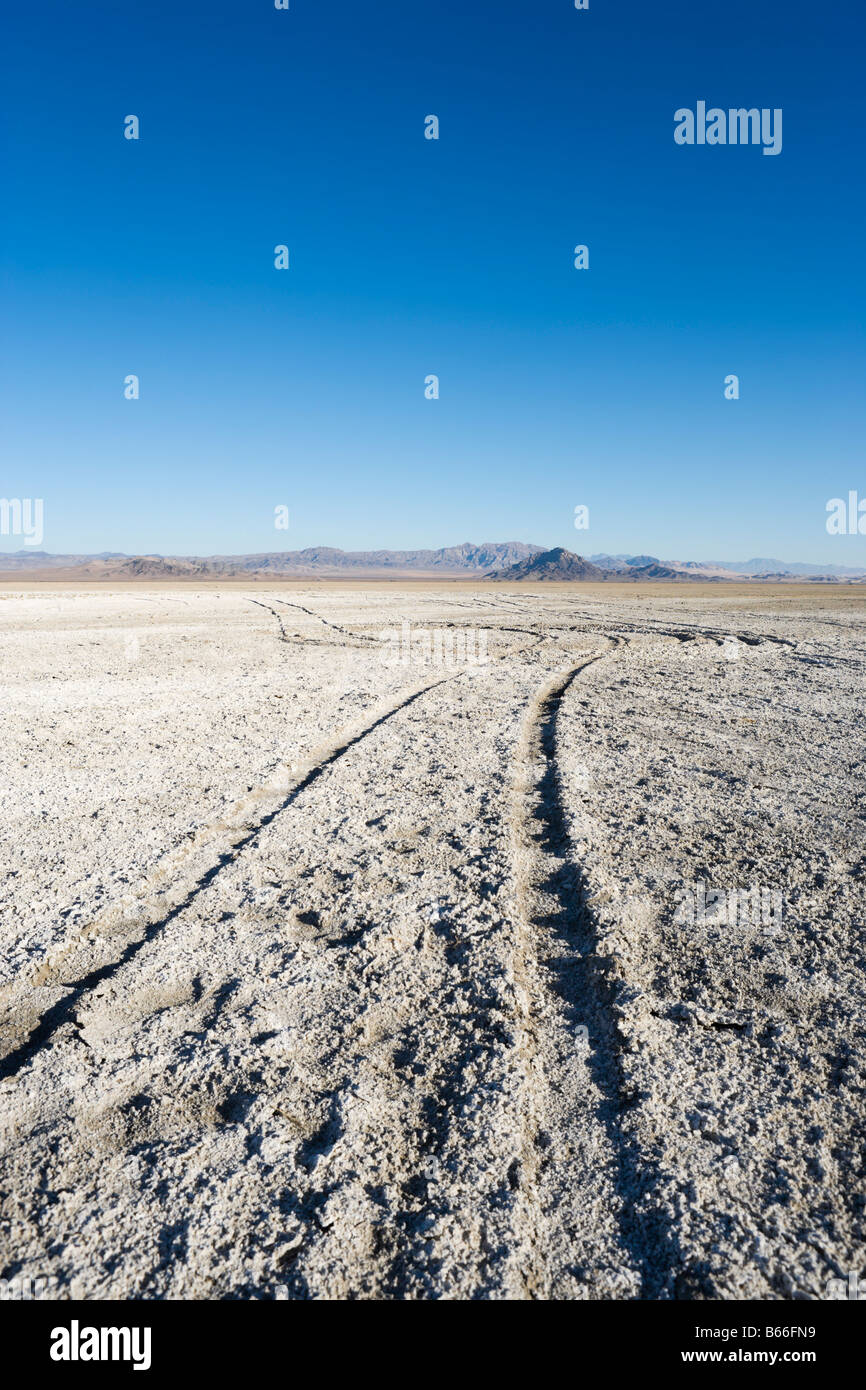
[588, 554, 866, 578]
[486, 548, 609, 581]
[0, 543, 539, 579]
[489, 548, 714, 582]
[0, 543, 863, 581]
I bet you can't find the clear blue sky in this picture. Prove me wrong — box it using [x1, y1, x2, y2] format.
[1, 0, 864, 562]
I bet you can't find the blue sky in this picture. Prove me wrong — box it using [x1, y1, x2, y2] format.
[1, 0, 863, 562]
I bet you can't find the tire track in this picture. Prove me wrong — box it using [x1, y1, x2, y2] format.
[245, 597, 292, 641]
[244, 595, 374, 649]
[479, 595, 800, 652]
[0, 616, 553, 1081]
[507, 635, 674, 1299]
[0, 676, 454, 1080]
[272, 597, 380, 646]
[246, 595, 541, 652]
[267, 594, 543, 649]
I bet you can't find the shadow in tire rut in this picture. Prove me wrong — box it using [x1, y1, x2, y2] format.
[530, 668, 684, 1300]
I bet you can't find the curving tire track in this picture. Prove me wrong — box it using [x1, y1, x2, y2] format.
[507, 636, 676, 1299]
[0, 610, 552, 1083]
[0, 676, 453, 1080]
[3, 590, 862, 1302]
[244, 597, 293, 642]
[272, 597, 381, 646]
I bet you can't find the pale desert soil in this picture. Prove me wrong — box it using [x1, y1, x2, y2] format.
[0, 585, 863, 1299]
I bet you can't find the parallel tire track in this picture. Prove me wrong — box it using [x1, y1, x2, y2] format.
[272, 597, 380, 645]
[507, 636, 671, 1299]
[0, 615, 552, 1082]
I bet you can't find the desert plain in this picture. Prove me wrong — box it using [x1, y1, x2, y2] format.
[0, 582, 864, 1300]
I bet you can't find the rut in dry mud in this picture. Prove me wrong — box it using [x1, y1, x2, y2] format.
[0, 676, 454, 1081]
[2, 589, 863, 1301]
[509, 638, 681, 1297]
[0, 607, 544, 1084]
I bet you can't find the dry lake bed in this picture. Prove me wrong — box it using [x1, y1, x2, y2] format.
[0, 583, 864, 1300]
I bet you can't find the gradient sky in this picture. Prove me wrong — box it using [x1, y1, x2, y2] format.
[1, 0, 864, 562]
